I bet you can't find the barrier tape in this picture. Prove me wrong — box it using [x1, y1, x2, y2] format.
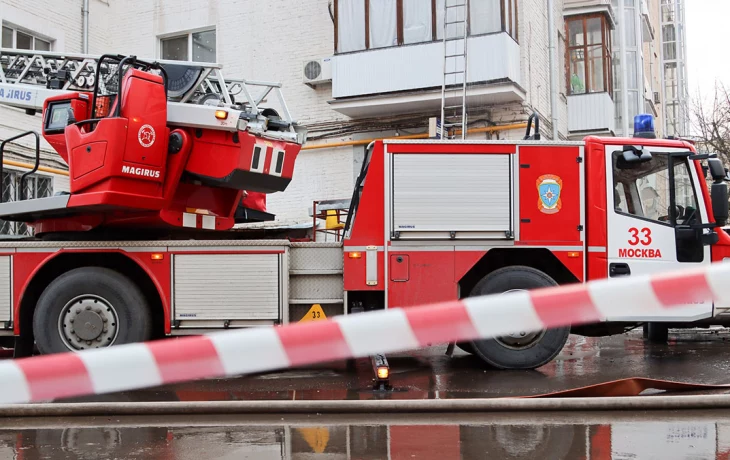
[2, 262, 730, 405]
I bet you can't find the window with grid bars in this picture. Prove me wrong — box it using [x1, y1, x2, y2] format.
[0, 171, 53, 236]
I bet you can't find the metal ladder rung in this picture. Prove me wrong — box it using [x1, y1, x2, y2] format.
[446, 3, 467, 8]
[444, 71, 465, 75]
[445, 20, 466, 25]
[445, 54, 466, 58]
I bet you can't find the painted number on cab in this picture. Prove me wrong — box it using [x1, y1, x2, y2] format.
[619, 227, 662, 259]
[628, 227, 652, 246]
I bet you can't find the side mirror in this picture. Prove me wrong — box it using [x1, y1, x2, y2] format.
[711, 182, 729, 226]
[66, 107, 77, 125]
[707, 158, 726, 182]
[616, 145, 652, 169]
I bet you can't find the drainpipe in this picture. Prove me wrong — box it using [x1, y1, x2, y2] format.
[82, 0, 89, 54]
[618, 0, 630, 135]
[547, 0, 559, 140]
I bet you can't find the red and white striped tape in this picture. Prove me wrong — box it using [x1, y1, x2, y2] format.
[2, 262, 730, 404]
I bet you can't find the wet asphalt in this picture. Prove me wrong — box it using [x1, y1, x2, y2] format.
[62, 328, 730, 403]
[4, 328, 730, 459]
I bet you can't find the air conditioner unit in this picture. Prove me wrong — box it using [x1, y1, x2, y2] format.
[654, 92, 661, 104]
[302, 58, 332, 87]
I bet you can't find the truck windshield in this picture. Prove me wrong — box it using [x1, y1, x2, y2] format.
[612, 151, 700, 226]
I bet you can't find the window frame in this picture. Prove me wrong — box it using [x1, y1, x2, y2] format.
[2, 25, 53, 51]
[564, 14, 612, 96]
[334, 0, 518, 54]
[159, 27, 217, 63]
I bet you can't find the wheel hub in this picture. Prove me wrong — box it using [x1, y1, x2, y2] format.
[499, 330, 543, 346]
[495, 288, 546, 350]
[59, 295, 119, 351]
[74, 310, 104, 340]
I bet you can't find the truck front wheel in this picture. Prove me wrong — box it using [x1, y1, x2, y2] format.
[468, 267, 570, 370]
[33, 267, 153, 355]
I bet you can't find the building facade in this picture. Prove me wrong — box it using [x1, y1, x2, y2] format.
[0, 0, 689, 232]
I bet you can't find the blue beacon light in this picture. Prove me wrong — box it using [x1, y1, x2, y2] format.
[633, 114, 656, 139]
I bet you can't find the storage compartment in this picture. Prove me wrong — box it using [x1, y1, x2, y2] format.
[518, 145, 582, 242]
[173, 253, 282, 321]
[389, 254, 409, 281]
[288, 243, 344, 322]
[391, 153, 513, 239]
[71, 141, 107, 179]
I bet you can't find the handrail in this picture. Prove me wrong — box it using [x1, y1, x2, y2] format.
[0, 131, 41, 202]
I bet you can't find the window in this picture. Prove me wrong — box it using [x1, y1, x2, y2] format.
[612, 152, 699, 225]
[614, 183, 629, 213]
[160, 29, 216, 63]
[334, 0, 518, 53]
[2, 26, 52, 51]
[565, 15, 612, 95]
[0, 171, 53, 236]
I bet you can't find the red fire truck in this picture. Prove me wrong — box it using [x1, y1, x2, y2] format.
[0, 50, 728, 370]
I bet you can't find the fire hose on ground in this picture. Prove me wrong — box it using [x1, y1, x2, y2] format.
[1, 262, 730, 414]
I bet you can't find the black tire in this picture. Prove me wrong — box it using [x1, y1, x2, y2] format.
[468, 266, 570, 370]
[647, 323, 669, 343]
[33, 267, 152, 355]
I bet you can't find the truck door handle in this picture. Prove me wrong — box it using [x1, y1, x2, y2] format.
[609, 263, 631, 277]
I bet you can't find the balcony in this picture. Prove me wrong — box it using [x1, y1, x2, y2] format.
[567, 93, 615, 135]
[563, 0, 615, 18]
[328, 33, 524, 119]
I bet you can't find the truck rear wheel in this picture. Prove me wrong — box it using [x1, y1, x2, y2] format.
[468, 267, 570, 370]
[33, 267, 152, 355]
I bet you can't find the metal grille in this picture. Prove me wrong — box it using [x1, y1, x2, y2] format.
[0, 171, 53, 236]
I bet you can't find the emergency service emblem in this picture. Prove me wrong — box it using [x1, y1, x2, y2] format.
[138, 125, 156, 148]
[537, 174, 562, 214]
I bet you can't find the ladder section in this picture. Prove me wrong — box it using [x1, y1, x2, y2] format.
[440, 0, 469, 140]
[0, 48, 300, 139]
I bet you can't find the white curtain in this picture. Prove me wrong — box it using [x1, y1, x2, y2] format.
[470, 0, 502, 35]
[403, 0, 432, 44]
[338, 0, 366, 52]
[369, 0, 398, 48]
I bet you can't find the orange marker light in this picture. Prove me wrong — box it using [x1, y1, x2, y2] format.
[215, 110, 228, 120]
[348, 252, 362, 259]
[567, 252, 581, 258]
[377, 367, 389, 380]
[151, 253, 164, 261]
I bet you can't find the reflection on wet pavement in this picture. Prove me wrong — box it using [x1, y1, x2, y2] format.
[3, 413, 730, 459]
[62, 329, 730, 403]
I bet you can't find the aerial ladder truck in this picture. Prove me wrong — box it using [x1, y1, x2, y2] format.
[1, 49, 730, 372]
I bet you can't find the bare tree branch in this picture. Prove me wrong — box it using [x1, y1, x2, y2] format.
[693, 82, 730, 166]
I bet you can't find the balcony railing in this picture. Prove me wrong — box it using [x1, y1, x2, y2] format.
[568, 92, 615, 134]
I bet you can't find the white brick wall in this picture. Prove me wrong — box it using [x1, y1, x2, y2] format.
[268, 146, 354, 221]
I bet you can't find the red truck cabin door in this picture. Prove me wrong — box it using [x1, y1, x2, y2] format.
[605, 144, 713, 321]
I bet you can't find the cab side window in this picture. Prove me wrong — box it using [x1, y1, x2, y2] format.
[614, 183, 629, 213]
[612, 151, 670, 224]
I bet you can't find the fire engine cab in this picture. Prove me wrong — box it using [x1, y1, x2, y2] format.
[0, 50, 727, 370]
